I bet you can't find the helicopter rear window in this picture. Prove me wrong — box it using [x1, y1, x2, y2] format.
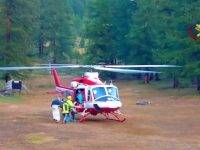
[92, 87, 106, 99]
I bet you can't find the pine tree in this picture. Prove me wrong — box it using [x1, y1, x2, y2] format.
[0, 0, 39, 66]
[38, 0, 74, 63]
[84, 0, 134, 64]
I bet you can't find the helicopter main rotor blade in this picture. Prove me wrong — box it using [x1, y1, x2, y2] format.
[40, 64, 180, 68]
[93, 66, 159, 74]
[40, 64, 80, 66]
[0, 64, 176, 72]
[104, 65, 179, 68]
[0, 65, 82, 71]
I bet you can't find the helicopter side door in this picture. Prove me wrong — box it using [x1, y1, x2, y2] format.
[83, 88, 95, 109]
[75, 89, 85, 104]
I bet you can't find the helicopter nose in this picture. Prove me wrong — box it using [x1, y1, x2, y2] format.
[94, 101, 122, 109]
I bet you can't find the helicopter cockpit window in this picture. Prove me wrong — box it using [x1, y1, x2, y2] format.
[107, 87, 118, 98]
[92, 87, 106, 99]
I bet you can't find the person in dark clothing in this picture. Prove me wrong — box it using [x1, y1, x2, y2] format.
[51, 95, 63, 122]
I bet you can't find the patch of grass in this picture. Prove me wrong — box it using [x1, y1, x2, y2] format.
[25, 133, 56, 144]
[137, 80, 200, 97]
[0, 95, 22, 103]
[37, 83, 54, 88]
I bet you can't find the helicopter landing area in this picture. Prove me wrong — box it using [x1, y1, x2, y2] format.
[0, 76, 200, 150]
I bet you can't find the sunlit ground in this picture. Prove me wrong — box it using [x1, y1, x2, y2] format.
[0, 75, 200, 150]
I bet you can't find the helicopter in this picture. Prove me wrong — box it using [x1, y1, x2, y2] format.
[51, 68, 126, 122]
[0, 64, 176, 122]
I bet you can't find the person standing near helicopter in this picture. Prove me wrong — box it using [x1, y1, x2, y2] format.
[62, 95, 74, 123]
[0, 74, 13, 94]
[51, 93, 63, 123]
[76, 90, 83, 105]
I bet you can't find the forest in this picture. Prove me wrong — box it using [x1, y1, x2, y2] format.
[0, 0, 200, 92]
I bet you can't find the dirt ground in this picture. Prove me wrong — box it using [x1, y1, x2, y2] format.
[0, 75, 200, 150]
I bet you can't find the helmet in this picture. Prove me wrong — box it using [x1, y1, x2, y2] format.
[67, 95, 72, 100]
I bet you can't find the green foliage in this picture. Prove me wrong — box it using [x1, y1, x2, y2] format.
[0, 95, 22, 104]
[38, 0, 75, 63]
[84, 0, 134, 64]
[0, 80, 4, 88]
[128, 0, 200, 80]
[0, 0, 39, 66]
[0, 0, 200, 92]
[82, 0, 200, 91]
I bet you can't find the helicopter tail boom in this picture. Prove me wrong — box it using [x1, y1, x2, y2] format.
[51, 68, 62, 87]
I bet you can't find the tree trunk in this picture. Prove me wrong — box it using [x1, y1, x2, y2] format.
[52, 38, 56, 63]
[149, 73, 154, 81]
[109, 58, 117, 79]
[173, 76, 179, 88]
[4, 73, 11, 83]
[144, 73, 150, 84]
[3, 1, 13, 64]
[5, 2, 12, 43]
[155, 73, 160, 81]
[38, 35, 44, 57]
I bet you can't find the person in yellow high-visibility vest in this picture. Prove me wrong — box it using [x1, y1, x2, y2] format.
[62, 95, 74, 123]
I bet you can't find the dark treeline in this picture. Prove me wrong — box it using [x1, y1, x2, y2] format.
[0, 0, 200, 92]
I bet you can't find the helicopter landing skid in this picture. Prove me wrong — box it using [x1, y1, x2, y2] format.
[78, 110, 126, 123]
[79, 113, 90, 122]
[79, 109, 126, 122]
[78, 109, 90, 122]
[102, 112, 126, 122]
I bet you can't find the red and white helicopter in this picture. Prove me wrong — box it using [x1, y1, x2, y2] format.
[0, 64, 176, 122]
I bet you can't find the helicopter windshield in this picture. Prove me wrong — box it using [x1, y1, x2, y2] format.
[92, 86, 119, 102]
[107, 87, 118, 98]
[92, 87, 106, 99]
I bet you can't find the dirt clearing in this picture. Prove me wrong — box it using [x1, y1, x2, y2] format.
[0, 75, 200, 150]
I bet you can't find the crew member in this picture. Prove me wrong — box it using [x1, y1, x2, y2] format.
[76, 90, 83, 105]
[62, 95, 74, 123]
[51, 95, 63, 122]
